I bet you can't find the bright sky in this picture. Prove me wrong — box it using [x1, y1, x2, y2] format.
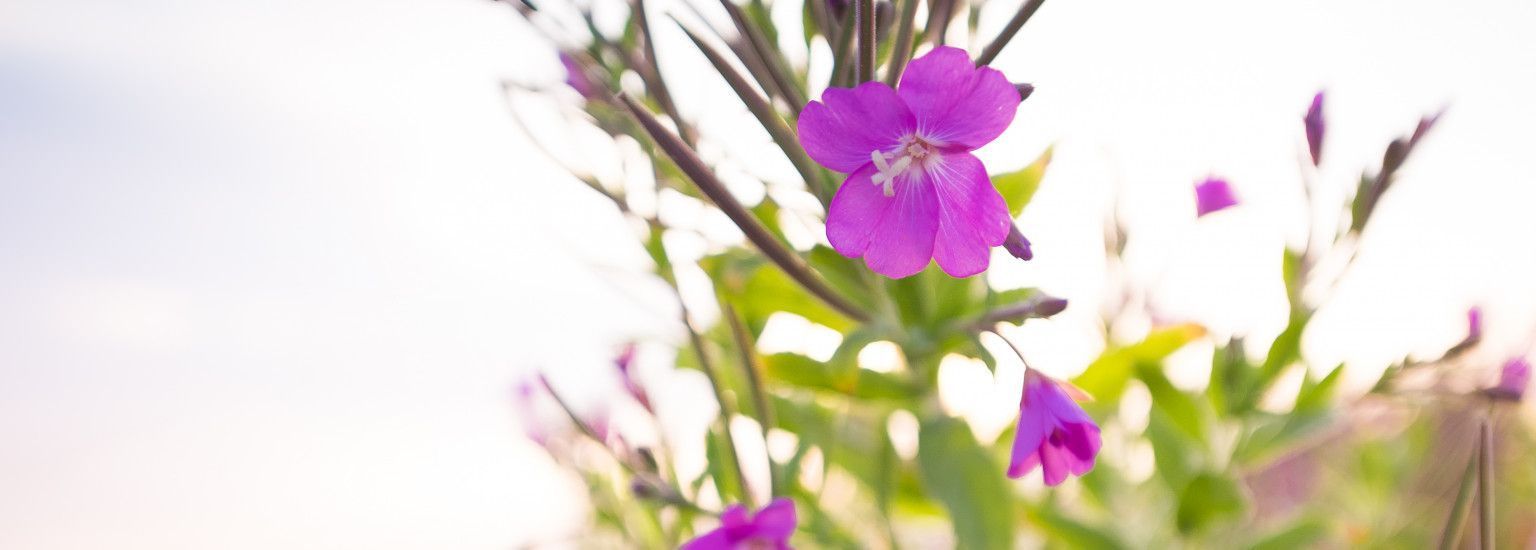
[1, 0, 1532, 548]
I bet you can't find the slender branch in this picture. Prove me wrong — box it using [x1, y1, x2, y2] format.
[1439, 446, 1479, 550]
[717, 0, 808, 112]
[974, 0, 1046, 66]
[883, 0, 921, 86]
[829, 9, 858, 87]
[631, 0, 695, 146]
[724, 304, 779, 497]
[1479, 417, 1494, 550]
[678, 302, 755, 506]
[672, 20, 828, 203]
[616, 93, 871, 322]
[855, 0, 876, 83]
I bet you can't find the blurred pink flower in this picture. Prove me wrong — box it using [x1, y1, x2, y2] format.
[513, 379, 549, 447]
[1489, 357, 1529, 401]
[1465, 307, 1483, 344]
[798, 46, 1019, 278]
[1008, 371, 1101, 485]
[681, 498, 797, 550]
[1194, 177, 1238, 217]
[1304, 91, 1325, 166]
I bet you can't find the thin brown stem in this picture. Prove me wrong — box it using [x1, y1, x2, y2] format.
[855, 0, 877, 83]
[616, 93, 871, 322]
[724, 304, 779, 497]
[883, 0, 921, 86]
[974, 0, 1046, 66]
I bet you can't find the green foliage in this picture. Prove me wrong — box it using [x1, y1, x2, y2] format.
[918, 417, 1015, 550]
[1176, 473, 1249, 534]
[992, 147, 1052, 217]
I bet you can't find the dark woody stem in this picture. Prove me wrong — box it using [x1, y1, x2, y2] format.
[677, 300, 755, 506]
[630, 0, 696, 146]
[829, 9, 857, 87]
[717, 0, 808, 113]
[974, 0, 1046, 66]
[724, 304, 779, 497]
[883, 0, 921, 86]
[616, 93, 872, 322]
[855, 0, 877, 83]
[673, 21, 829, 203]
[1478, 417, 1494, 550]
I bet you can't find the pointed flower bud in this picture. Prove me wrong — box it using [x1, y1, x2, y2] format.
[1466, 307, 1483, 344]
[614, 343, 652, 411]
[1304, 91, 1325, 166]
[1014, 82, 1035, 101]
[558, 52, 598, 100]
[1194, 176, 1239, 217]
[1004, 223, 1033, 261]
[1008, 370, 1101, 485]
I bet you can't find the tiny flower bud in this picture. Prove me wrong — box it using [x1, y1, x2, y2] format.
[1194, 176, 1239, 217]
[558, 52, 599, 100]
[630, 478, 662, 500]
[636, 447, 660, 474]
[1014, 82, 1035, 101]
[875, 1, 895, 42]
[1466, 307, 1483, 344]
[1304, 91, 1325, 166]
[1004, 223, 1033, 261]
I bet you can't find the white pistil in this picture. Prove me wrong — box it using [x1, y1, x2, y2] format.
[869, 151, 911, 197]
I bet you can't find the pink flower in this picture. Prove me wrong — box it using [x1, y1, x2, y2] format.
[797, 46, 1020, 278]
[1304, 91, 1325, 166]
[1008, 371, 1101, 485]
[681, 498, 797, 550]
[1489, 357, 1530, 401]
[1465, 307, 1483, 344]
[1194, 177, 1238, 217]
[513, 379, 549, 447]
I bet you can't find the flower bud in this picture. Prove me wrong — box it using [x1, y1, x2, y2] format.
[1304, 91, 1325, 166]
[1004, 223, 1033, 261]
[1014, 82, 1035, 101]
[1194, 177, 1238, 217]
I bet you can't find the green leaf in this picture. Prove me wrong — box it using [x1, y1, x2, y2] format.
[1023, 505, 1126, 550]
[1294, 364, 1344, 413]
[991, 147, 1052, 217]
[917, 417, 1014, 550]
[1246, 518, 1328, 550]
[1136, 364, 1207, 442]
[708, 254, 857, 335]
[1235, 312, 1309, 413]
[1281, 248, 1304, 311]
[1175, 473, 1248, 534]
[1074, 324, 1205, 403]
[762, 352, 919, 400]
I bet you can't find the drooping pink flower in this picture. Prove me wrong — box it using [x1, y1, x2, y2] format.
[1008, 371, 1101, 485]
[1304, 91, 1325, 166]
[1489, 357, 1529, 401]
[1194, 177, 1238, 217]
[559, 52, 598, 100]
[681, 498, 797, 550]
[613, 343, 652, 411]
[798, 46, 1020, 278]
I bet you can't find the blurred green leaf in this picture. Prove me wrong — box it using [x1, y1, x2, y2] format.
[917, 417, 1015, 550]
[1024, 505, 1126, 550]
[762, 352, 919, 400]
[992, 147, 1052, 217]
[1137, 364, 1207, 442]
[705, 425, 747, 502]
[1281, 248, 1304, 311]
[707, 255, 856, 335]
[807, 245, 875, 312]
[1075, 324, 1206, 403]
[1235, 312, 1309, 413]
[1245, 517, 1328, 550]
[1176, 473, 1248, 534]
[1146, 406, 1199, 489]
[1295, 364, 1344, 413]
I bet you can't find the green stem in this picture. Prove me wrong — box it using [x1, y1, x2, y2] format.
[1479, 417, 1494, 550]
[724, 304, 779, 497]
[1439, 446, 1479, 550]
[717, 0, 807, 112]
[678, 302, 755, 506]
[883, 0, 921, 86]
[616, 93, 871, 322]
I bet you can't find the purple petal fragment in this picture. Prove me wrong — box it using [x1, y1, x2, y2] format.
[1194, 177, 1238, 217]
[682, 499, 797, 549]
[1304, 91, 1325, 166]
[929, 153, 1011, 277]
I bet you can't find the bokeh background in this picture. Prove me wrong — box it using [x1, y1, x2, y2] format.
[2, 0, 1534, 547]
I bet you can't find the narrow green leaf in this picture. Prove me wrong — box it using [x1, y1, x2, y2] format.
[1074, 323, 1205, 403]
[1246, 518, 1328, 550]
[991, 147, 1052, 217]
[917, 417, 1014, 550]
[1176, 473, 1248, 534]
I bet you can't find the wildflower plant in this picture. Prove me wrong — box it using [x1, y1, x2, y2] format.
[501, 0, 1533, 547]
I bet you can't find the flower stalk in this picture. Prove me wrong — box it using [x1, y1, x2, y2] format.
[883, 0, 921, 86]
[974, 0, 1047, 66]
[856, 0, 877, 83]
[616, 93, 871, 322]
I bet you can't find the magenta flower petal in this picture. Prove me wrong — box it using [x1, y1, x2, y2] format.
[1008, 372, 1101, 485]
[928, 152, 1011, 277]
[682, 500, 797, 549]
[797, 82, 916, 173]
[1194, 177, 1238, 217]
[897, 46, 1020, 149]
[1491, 357, 1530, 401]
[860, 178, 940, 278]
[559, 52, 597, 99]
[826, 164, 888, 257]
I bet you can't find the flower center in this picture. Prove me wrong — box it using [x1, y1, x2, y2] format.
[869, 134, 939, 197]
